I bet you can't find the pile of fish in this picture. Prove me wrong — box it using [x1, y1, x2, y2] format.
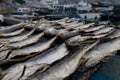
[0, 18, 119, 80]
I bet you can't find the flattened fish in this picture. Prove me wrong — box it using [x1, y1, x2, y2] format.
[20, 43, 69, 80]
[0, 22, 25, 34]
[90, 27, 114, 35]
[66, 33, 111, 47]
[57, 20, 79, 26]
[7, 37, 56, 61]
[0, 28, 24, 37]
[0, 22, 40, 43]
[6, 32, 44, 49]
[2, 43, 69, 80]
[77, 23, 95, 30]
[83, 38, 120, 67]
[29, 41, 98, 80]
[81, 25, 105, 32]
[65, 22, 84, 29]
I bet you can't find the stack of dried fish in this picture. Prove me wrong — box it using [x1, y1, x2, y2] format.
[0, 18, 119, 80]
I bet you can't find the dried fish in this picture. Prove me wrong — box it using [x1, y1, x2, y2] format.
[64, 22, 85, 29]
[2, 43, 69, 80]
[6, 32, 44, 49]
[25, 23, 51, 32]
[0, 28, 24, 37]
[81, 25, 105, 32]
[0, 22, 25, 34]
[77, 23, 95, 30]
[57, 20, 79, 26]
[7, 37, 56, 61]
[90, 27, 114, 35]
[83, 38, 120, 67]
[29, 41, 98, 80]
[0, 22, 40, 43]
[66, 33, 110, 47]
[20, 43, 69, 80]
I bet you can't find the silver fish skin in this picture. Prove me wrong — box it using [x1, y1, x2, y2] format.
[7, 37, 56, 61]
[25, 23, 50, 32]
[1, 43, 69, 80]
[2, 28, 35, 43]
[30, 41, 99, 80]
[20, 43, 69, 80]
[83, 38, 120, 67]
[6, 32, 44, 49]
[65, 22, 84, 29]
[56, 20, 78, 26]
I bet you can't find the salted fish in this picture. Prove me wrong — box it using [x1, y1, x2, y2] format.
[57, 20, 79, 26]
[25, 23, 51, 32]
[65, 22, 85, 29]
[66, 33, 111, 47]
[0, 22, 25, 34]
[0, 22, 40, 43]
[90, 27, 114, 35]
[81, 25, 105, 32]
[0, 28, 24, 37]
[20, 43, 69, 80]
[7, 37, 56, 61]
[76, 23, 95, 30]
[30, 41, 98, 80]
[6, 32, 44, 49]
[83, 38, 120, 67]
[2, 43, 69, 80]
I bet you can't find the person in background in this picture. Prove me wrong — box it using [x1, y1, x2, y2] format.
[0, 14, 4, 27]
